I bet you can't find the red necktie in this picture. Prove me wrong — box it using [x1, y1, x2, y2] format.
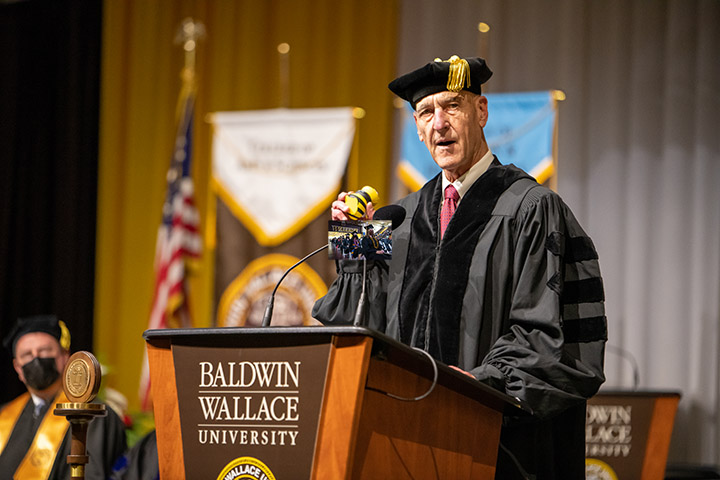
[440, 184, 459, 238]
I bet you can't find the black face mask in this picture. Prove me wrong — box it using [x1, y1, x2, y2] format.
[21, 357, 60, 391]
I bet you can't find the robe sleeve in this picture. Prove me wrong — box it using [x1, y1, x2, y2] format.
[110, 430, 159, 480]
[312, 260, 388, 332]
[471, 187, 607, 419]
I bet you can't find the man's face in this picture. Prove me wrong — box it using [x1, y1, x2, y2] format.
[414, 91, 489, 182]
[13, 332, 69, 390]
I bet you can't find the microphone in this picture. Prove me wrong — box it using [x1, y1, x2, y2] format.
[373, 204, 405, 230]
[352, 204, 406, 327]
[605, 344, 641, 390]
[261, 244, 329, 327]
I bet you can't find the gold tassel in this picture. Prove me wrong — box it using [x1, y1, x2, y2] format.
[434, 55, 471, 92]
[59, 320, 71, 351]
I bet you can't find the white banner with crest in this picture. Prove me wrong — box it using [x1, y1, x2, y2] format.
[210, 108, 355, 246]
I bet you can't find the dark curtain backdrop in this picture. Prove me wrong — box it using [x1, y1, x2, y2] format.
[0, 0, 101, 403]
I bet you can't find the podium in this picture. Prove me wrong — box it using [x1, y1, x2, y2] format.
[144, 326, 525, 479]
[586, 390, 681, 480]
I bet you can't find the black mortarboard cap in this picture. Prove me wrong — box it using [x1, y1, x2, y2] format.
[3, 314, 71, 355]
[389, 55, 493, 108]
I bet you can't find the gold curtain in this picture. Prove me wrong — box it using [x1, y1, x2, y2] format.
[96, 0, 398, 411]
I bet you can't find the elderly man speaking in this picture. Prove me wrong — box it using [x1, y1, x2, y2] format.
[314, 55, 607, 479]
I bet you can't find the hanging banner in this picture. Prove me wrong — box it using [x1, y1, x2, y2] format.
[397, 91, 558, 191]
[210, 108, 356, 247]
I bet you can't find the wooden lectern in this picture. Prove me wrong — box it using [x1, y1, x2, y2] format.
[586, 390, 681, 480]
[144, 326, 525, 480]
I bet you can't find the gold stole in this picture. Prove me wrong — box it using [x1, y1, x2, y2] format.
[0, 392, 30, 452]
[0, 391, 70, 479]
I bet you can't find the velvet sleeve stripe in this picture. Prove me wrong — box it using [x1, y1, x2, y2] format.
[562, 316, 608, 343]
[565, 236, 599, 263]
[564, 259, 602, 282]
[562, 277, 605, 304]
[562, 302, 605, 322]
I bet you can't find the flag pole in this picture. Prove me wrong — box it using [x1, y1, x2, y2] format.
[174, 18, 205, 111]
[550, 90, 565, 192]
[477, 22, 491, 90]
[278, 43, 290, 108]
[139, 17, 206, 411]
[347, 107, 366, 190]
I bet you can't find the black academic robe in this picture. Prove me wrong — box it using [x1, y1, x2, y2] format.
[313, 161, 607, 479]
[110, 429, 159, 480]
[360, 234, 382, 260]
[0, 392, 127, 480]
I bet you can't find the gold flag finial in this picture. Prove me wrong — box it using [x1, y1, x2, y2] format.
[434, 55, 471, 92]
[174, 18, 206, 86]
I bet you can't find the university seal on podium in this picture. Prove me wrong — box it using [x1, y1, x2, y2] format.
[586, 458, 619, 480]
[217, 456, 276, 480]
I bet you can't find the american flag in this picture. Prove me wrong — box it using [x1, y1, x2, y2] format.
[139, 84, 202, 410]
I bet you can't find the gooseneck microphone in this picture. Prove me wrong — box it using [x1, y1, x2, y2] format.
[261, 244, 328, 327]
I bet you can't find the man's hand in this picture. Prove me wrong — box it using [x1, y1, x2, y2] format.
[331, 192, 375, 221]
[449, 365, 475, 379]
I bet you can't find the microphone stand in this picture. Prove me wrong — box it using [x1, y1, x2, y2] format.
[261, 244, 328, 327]
[353, 258, 367, 326]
